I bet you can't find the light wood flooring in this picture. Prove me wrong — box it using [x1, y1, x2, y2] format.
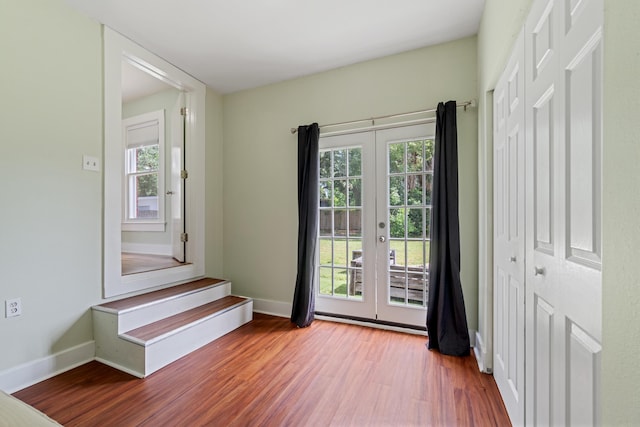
[121, 252, 186, 275]
[14, 314, 510, 426]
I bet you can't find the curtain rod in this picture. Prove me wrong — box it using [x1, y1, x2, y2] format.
[290, 99, 476, 134]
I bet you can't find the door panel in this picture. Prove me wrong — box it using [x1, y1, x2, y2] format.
[533, 87, 555, 254]
[565, 31, 602, 266]
[533, 294, 554, 426]
[525, 0, 602, 425]
[316, 131, 376, 320]
[568, 321, 602, 426]
[376, 125, 432, 327]
[493, 29, 526, 426]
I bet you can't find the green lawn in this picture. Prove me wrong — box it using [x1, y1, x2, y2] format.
[318, 238, 429, 296]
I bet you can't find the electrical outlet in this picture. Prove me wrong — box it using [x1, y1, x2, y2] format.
[82, 155, 100, 172]
[5, 298, 22, 318]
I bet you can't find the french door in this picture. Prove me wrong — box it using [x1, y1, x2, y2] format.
[315, 124, 433, 328]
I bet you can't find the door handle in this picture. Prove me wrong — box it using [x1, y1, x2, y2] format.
[379, 235, 386, 243]
[166, 190, 174, 195]
[534, 266, 545, 276]
[509, 256, 517, 263]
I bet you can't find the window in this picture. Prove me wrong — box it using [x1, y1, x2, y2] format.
[122, 110, 165, 231]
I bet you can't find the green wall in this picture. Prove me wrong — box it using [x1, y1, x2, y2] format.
[602, 1, 640, 423]
[205, 87, 225, 278]
[0, 0, 102, 370]
[0, 0, 225, 377]
[223, 37, 479, 330]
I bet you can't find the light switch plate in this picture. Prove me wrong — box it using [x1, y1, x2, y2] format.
[83, 155, 100, 172]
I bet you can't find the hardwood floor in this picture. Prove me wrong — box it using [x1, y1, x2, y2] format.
[14, 314, 510, 426]
[121, 253, 186, 276]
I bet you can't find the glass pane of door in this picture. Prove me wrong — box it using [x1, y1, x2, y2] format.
[318, 147, 363, 299]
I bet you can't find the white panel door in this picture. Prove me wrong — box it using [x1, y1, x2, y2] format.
[524, 0, 602, 425]
[493, 29, 526, 427]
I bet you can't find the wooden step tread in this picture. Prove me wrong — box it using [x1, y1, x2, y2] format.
[123, 296, 249, 343]
[96, 278, 227, 311]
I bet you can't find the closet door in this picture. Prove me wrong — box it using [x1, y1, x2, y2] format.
[524, 0, 602, 425]
[493, 29, 526, 426]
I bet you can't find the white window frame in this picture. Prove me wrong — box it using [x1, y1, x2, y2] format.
[122, 110, 165, 232]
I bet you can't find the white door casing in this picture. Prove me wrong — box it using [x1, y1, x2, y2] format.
[524, 0, 602, 425]
[493, 29, 526, 426]
[171, 92, 186, 262]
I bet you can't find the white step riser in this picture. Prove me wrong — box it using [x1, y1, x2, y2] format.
[94, 299, 253, 378]
[145, 300, 253, 376]
[118, 282, 231, 333]
[93, 310, 145, 377]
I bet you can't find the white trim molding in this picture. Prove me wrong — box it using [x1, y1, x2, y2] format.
[0, 342, 95, 394]
[474, 331, 492, 373]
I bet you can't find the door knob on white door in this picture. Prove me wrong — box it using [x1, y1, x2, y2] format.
[534, 266, 545, 276]
[379, 236, 386, 243]
[509, 256, 517, 263]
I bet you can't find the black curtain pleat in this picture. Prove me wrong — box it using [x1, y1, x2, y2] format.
[291, 123, 320, 328]
[426, 101, 470, 356]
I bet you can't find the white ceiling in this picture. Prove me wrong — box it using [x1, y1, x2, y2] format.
[67, 0, 485, 94]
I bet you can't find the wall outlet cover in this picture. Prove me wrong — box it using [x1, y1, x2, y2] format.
[6, 298, 22, 318]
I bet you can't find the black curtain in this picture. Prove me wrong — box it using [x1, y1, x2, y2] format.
[426, 101, 470, 356]
[291, 123, 320, 328]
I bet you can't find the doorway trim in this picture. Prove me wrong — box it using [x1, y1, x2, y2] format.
[103, 27, 205, 298]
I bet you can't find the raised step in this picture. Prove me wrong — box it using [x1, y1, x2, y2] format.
[94, 278, 231, 333]
[93, 278, 252, 378]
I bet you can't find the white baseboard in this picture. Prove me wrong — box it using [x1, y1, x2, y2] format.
[474, 331, 492, 373]
[94, 357, 144, 379]
[0, 341, 95, 394]
[121, 242, 172, 256]
[252, 298, 291, 318]
[469, 329, 477, 348]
